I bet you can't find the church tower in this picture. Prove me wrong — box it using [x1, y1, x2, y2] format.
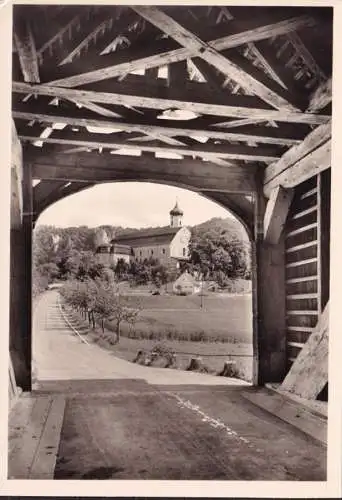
[170, 200, 183, 228]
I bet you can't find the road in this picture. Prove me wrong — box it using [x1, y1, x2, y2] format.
[32, 290, 326, 480]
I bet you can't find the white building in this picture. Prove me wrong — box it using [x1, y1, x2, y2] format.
[95, 201, 191, 268]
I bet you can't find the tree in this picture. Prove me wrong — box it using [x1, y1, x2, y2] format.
[189, 220, 250, 281]
[114, 258, 129, 280]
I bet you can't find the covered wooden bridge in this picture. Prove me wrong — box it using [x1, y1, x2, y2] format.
[10, 4, 332, 396]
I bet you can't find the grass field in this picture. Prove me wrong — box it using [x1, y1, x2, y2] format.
[114, 293, 253, 343]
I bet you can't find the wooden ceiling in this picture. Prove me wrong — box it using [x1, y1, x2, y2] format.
[11, 4, 333, 220]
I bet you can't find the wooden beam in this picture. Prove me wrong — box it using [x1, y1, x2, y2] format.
[13, 15, 40, 83]
[12, 82, 330, 125]
[33, 180, 67, 208]
[251, 39, 310, 109]
[133, 6, 298, 111]
[35, 181, 95, 215]
[69, 100, 123, 119]
[59, 17, 115, 65]
[36, 14, 81, 62]
[43, 15, 316, 88]
[19, 129, 282, 162]
[286, 31, 327, 82]
[264, 139, 331, 197]
[200, 191, 254, 234]
[25, 148, 257, 193]
[13, 105, 305, 146]
[220, 48, 303, 110]
[264, 185, 294, 244]
[11, 121, 23, 228]
[264, 122, 331, 195]
[281, 302, 329, 399]
[307, 77, 332, 112]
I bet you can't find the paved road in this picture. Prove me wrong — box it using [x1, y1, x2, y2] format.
[32, 291, 326, 480]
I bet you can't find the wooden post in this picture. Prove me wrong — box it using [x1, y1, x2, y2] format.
[255, 180, 287, 384]
[9, 162, 33, 391]
[264, 185, 294, 244]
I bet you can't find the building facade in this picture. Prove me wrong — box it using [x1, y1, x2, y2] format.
[95, 202, 191, 268]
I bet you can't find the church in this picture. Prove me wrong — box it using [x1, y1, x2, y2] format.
[95, 202, 191, 269]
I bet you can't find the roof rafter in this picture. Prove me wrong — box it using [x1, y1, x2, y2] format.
[133, 6, 300, 111]
[13, 103, 306, 146]
[13, 82, 330, 125]
[42, 15, 316, 88]
[307, 77, 332, 112]
[19, 129, 282, 162]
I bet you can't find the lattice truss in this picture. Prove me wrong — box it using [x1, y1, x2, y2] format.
[11, 4, 332, 214]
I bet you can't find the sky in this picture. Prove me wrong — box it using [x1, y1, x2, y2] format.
[36, 182, 234, 229]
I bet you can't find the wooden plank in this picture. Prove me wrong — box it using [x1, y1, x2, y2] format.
[286, 240, 317, 253]
[8, 396, 52, 479]
[286, 293, 318, 299]
[317, 173, 322, 314]
[288, 341, 305, 348]
[286, 275, 317, 284]
[320, 169, 331, 312]
[287, 326, 314, 333]
[285, 222, 317, 237]
[13, 81, 330, 125]
[264, 122, 331, 189]
[29, 396, 66, 479]
[281, 303, 329, 399]
[291, 205, 318, 220]
[242, 389, 327, 445]
[264, 185, 294, 244]
[286, 258, 317, 268]
[287, 310, 318, 316]
[44, 15, 316, 88]
[13, 15, 40, 83]
[13, 107, 304, 146]
[307, 77, 332, 112]
[264, 139, 331, 197]
[19, 131, 281, 162]
[133, 6, 298, 111]
[300, 187, 317, 200]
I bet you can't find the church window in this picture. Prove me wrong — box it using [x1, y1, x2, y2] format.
[162, 248, 166, 254]
[151, 249, 154, 255]
[183, 247, 186, 256]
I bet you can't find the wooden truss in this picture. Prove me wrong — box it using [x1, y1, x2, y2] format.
[12, 4, 332, 228]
